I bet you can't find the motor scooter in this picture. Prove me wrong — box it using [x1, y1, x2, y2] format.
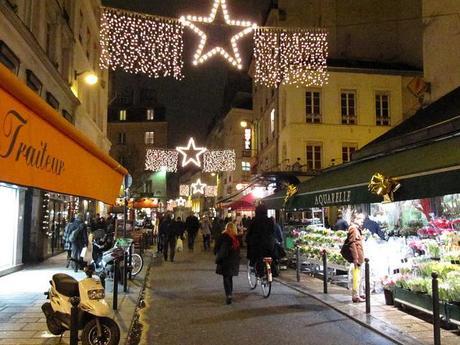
[42, 266, 120, 345]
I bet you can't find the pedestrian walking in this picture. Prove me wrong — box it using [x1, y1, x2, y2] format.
[68, 214, 88, 272]
[62, 217, 75, 268]
[214, 222, 240, 305]
[347, 212, 366, 303]
[185, 213, 200, 252]
[158, 214, 172, 258]
[164, 217, 185, 262]
[200, 216, 212, 251]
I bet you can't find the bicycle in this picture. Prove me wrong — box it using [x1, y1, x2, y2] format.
[247, 257, 273, 298]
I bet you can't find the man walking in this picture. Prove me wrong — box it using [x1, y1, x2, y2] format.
[159, 214, 172, 259]
[185, 213, 200, 252]
[68, 214, 88, 272]
[164, 217, 185, 262]
[200, 216, 212, 251]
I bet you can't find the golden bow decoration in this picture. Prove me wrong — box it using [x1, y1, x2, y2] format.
[368, 173, 401, 203]
[284, 184, 298, 205]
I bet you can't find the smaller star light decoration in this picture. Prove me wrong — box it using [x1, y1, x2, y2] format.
[176, 197, 187, 207]
[180, 185, 190, 197]
[205, 186, 218, 197]
[176, 138, 208, 168]
[191, 179, 207, 195]
[203, 150, 236, 172]
[179, 0, 257, 70]
[145, 149, 179, 172]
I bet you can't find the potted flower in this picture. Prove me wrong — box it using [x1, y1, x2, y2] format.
[382, 277, 397, 305]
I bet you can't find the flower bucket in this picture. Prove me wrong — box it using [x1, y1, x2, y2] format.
[383, 288, 394, 305]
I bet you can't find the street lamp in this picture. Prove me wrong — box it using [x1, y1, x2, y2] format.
[240, 120, 248, 128]
[75, 70, 98, 85]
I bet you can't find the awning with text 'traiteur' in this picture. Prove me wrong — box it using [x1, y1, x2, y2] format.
[0, 63, 127, 204]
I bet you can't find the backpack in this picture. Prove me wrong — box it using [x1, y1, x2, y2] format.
[340, 236, 354, 263]
[69, 223, 84, 243]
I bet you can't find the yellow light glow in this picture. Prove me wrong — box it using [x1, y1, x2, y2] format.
[240, 120, 248, 128]
[84, 72, 98, 85]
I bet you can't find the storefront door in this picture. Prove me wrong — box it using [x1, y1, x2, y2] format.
[0, 185, 19, 272]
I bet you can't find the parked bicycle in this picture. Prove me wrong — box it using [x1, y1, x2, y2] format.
[247, 257, 273, 298]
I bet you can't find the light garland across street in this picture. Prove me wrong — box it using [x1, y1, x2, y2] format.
[203, 150, 236, 172]
[99, 7, 184, 79]
[176, 138, 207, 168]
[191, 179, 207, 195]
[145, 149, 179, 172]
[180, 184, 190, 197]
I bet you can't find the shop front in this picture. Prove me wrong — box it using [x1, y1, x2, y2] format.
[0, 63, 127, 273]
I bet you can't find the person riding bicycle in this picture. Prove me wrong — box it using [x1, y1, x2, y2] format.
[246, 204, 275, 277]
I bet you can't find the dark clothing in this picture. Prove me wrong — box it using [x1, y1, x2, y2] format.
[334, 218, 349, 231]
[164, 236, 177, 262]
[274, 222, 283, 244]
[214, 233, 240, 277]
[223, 275, 233, 297]
[159, 218, 172, 237]
[364, 217, 385, 240]
[203, 234, 211, 250]
[246, 216, 275, 263]
[185, 215, 200, 251]
[69, 219, 88, 270]
[157, 218, 172, 254]
[211, 218, 225, 240]
[170, 220, 185, 239]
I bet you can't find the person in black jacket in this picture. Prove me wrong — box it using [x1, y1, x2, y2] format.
[185, 214, 200, 252]
[246, 204, 275, 276]
[214, 222, 240, 305]
[159, 214, 172, 259]
[165, 217, 186, 262]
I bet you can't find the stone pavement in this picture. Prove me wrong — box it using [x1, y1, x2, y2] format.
[138, 246, 399, 345]
[277, 267, 460, 345]
[0, 252, 149, 345]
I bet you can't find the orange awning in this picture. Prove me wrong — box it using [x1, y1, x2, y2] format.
[0, 64, 127, 204]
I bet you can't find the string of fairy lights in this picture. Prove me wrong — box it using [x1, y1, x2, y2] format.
[100, 1, 329, 87]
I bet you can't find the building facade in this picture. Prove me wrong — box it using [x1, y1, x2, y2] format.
[107, 83, 168, 203]
[0, 0, 111, 267]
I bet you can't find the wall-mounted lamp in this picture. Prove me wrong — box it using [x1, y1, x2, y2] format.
[240, 120, 248, 128]
[75, 70, 98, 85]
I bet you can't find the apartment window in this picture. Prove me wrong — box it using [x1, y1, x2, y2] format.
[118, 132, 126, 145]
[145, 180, 153, 194]
[26, 70, 42, 95]
[46, 92, 59, 110]
[270, 108, 275, 135]
[146, 108, 155, 120]
[341, 90, 356, 124]
[306, 144, 322, 170]
[145, 131, 155, 144]
[241, 161, 251, 172]
[376, 93, 391, 126]
[342, 144, 357, 163]
[0, 41, 20, 74]
[62, 110, 73, 124]
[306, 91, 321, 123]
[119, 109, 127, 121]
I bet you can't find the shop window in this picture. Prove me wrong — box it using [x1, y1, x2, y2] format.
[46, 91, 59, 110]
[306, 90, 321, 123]
[119, 109, 127, 121]
[341, 90, 357, 125]
[147, 108, 155, 120]
[0, 41, 20, 74]
[306, 143, 322, 170]
[145, 131, 155, 145]
[62, 109, 73, 124]
[118, 132, 126, 145]
[241, 161, 251, 172]
[26, 69, 42, 95]
[376, 92, 391, 126]
[342, 144, 357, 163]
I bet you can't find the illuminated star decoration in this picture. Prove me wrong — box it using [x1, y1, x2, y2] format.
[176, 138, 207, 168]
[191, 179, 207, 194]
[176, 197, 186, 207]
[179, 0, 257, 70]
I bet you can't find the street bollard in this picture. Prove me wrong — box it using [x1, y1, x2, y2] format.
[128, 243, 133, 280]
[365, 258, 371, 314]
[432, 272, 441, 345]
[113, 259, 119, 310]
[296, 246, 300, 282]
[123, 251, 128, 293]
[69, 296, 80, 345]
[139, 235, 144, 255]
[322, 250, 328, 294]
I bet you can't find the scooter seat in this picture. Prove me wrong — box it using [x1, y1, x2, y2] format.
[52, 273, 79, 297]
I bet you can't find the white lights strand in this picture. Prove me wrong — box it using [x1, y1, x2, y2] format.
[179, 0, 257, 70]
[203, 150, 236, 172]
[176, 138, 207, 168]
[145, 149, 179, 172]
[100, 7, 184, 79]
[180, 184, 190, 197]
[254, 27, 329, 88]
[205, 185, 218, 197]
[191, 179, 207, 194]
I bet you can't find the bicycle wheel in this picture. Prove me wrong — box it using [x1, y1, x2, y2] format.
[130, 253, 144, 276]
[261, 262, 272, 298]
[247, 261, 257, 290]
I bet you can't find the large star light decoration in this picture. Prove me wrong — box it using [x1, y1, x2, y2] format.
[179, 0, 257, 69]
[191, 179, 207, 195]
[176, 138, 207, 168]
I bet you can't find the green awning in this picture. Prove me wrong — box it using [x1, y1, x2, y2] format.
[264, 135, 460, 210]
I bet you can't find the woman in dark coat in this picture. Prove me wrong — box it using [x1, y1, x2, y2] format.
[214, 222, 240, 305]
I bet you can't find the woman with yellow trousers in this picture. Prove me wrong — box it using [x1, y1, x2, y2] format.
[348, 212, 366, 303]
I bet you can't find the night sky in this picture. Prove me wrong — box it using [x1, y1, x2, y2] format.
[103, 0, 272, 147]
